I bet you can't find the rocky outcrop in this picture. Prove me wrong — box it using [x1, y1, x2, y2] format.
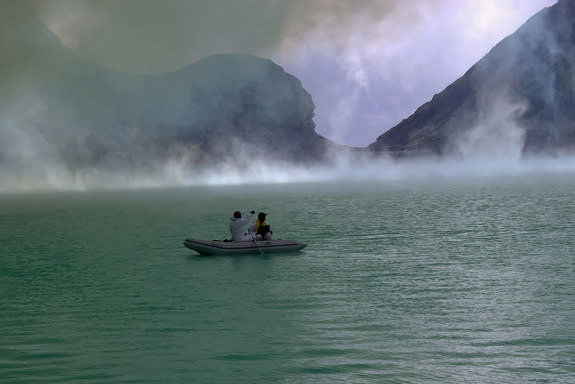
[64, 54, 332, 171]
[2, 53, 332, 173]
[369, 0, 575, 158]
[159, 54, 330, 166]
[0, 10, 333, 178]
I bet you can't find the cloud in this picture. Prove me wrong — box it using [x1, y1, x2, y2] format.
[34, 0, 413, 74]
[282, 0, 557, 145]
[0, 0, 560, 152]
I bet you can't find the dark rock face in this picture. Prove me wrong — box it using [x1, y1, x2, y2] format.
[81, 54, 332, 171]
[369, 0, 575, 158]
[0, 12, 332, 176]
[163, 54, 330, 167]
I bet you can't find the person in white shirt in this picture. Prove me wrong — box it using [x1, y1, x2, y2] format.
[229, 210, 256, 241]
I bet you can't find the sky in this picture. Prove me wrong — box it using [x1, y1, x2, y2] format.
[11, 0, 559, 147]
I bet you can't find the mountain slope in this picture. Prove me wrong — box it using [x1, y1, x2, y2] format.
[369, 0, 575, 158]
[0, 9, 333, 184]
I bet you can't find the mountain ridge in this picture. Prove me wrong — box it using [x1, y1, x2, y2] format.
[368, 0, 575, 158]
[0, 6, 336, 179]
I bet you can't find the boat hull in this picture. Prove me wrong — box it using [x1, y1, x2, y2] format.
[183, 238, 307, 256]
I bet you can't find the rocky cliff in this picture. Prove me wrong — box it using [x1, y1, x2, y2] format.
[0, 10, 332, 181]
[369, 0, 575, 158]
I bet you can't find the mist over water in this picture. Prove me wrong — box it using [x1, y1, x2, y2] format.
[3, 151, 575, 193]
[0, 1, 569, 193]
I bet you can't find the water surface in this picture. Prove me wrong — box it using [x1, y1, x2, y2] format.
[1, 177, 575, 383]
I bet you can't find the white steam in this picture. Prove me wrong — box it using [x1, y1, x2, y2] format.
[454, 95, 528, 160]
[0, 0, 569, 193]
[3, 148, 575, 193]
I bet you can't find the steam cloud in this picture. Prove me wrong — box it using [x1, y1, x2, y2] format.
[0, 0, 568, 192]
[33, 0, 407, 74]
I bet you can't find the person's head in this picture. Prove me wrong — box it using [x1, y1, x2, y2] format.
[258, 212, 267, 222]
[233, 211, 241, 219]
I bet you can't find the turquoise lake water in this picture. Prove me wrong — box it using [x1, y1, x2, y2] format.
[1, 176, 575, 383]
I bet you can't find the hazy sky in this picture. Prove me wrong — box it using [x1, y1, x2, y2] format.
[31, 0, 557, 146]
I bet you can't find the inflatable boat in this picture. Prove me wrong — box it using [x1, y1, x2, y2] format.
[183, 237, 307, 256]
